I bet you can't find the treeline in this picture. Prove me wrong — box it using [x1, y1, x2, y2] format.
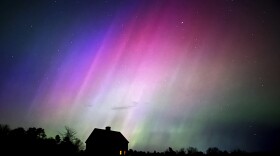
[0, 124, 84, 155]
[128, 147, 277, 156]
[0, 124, 278, 156]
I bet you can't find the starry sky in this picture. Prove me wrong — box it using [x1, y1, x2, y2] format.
[0, 0, 280, 152]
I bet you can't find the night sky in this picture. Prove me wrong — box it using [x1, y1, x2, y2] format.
[0, 0, 280, 152]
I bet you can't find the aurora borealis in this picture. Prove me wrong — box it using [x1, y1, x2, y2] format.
[0, 0, 280, 152]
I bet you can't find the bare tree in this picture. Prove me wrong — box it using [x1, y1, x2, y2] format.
[60, 126, 84, 151]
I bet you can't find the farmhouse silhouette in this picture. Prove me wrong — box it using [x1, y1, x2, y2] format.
[86, 126, 129, 156]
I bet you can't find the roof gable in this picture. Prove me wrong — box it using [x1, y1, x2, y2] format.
[86, 128, 129, 144]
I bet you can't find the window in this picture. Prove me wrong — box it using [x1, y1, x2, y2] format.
[120, 150, 122, 155]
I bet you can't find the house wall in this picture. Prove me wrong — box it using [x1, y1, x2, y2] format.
[86, 141, 128, 156]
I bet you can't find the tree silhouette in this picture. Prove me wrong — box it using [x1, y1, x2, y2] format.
[55, 134, 61, 144]
[59, 126, 84, 154]
[0, 124, 85, 155]
[187, 147, 198, 155]
[0, 124, 11, 154]
[177, 148, 186, 156]
[165, 147, 176, 156]
[26, 127, 46, 139]
[0, 124, 10, 137]
[230, 149, 247, 156]
[206, 147, 222, 155]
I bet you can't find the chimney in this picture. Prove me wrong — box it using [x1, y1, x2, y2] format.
[106, 126, 111, 131]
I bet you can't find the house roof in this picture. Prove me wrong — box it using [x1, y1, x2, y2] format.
[86, 127, 129, 144]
